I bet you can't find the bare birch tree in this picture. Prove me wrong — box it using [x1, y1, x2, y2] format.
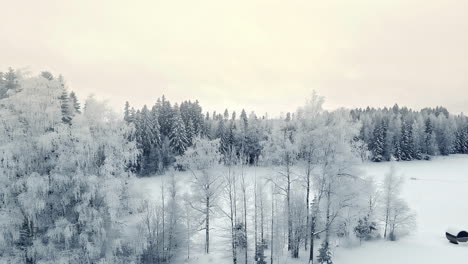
[177, 137, 223, 254]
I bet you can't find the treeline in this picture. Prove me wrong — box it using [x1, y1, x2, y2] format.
[124, 99, 267, 175]
[352, 105, 468, 162]
[126, 100, 468, 176]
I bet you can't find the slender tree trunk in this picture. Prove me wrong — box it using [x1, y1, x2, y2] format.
[309, 214, 315, 264]
[305, 163, 310, 251]
[161, 184, 166, 261]
[270, 186, 274, 264]
[243, 180, 248, 264]
[187, 210, 191, 260]
[229, 166, 237, 264]
[384, 202, 390, 239]
[206, 195, 210, 254]
[325, 182, 331, 245]
[254, 174, 258, 262]
[234, 171, 238, 224]
[261, 190, 264, 244]
[286, 156, 292, 251]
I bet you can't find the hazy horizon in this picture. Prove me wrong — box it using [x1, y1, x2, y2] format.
[2, 0, 467, 115]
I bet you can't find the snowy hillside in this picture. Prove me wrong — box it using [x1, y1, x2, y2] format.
[134, 155, 468, 264]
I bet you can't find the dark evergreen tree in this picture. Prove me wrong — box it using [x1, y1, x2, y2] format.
[3, 67, 19, 95]
[455, 124, 468, 154]
[354, 216, 377, 244]
[124, 101, 131, 122]
[69, 91, 81, 114]
[400, 120, 415, 161]
[186, 119, 195, 145]
[370, 121, 386, 162]
[40, 71, 54, 80]
[240, 109, 248, 131]
[58, 80, 73, 125]
[216, 118, 229, 155]
[317, 242, 332, 264]
[156, 95, 174, 137]
[170, 106, 189, 156]
[135, 105, 161, 175]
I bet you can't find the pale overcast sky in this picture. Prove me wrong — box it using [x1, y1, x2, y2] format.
[1, 0, 467, 115]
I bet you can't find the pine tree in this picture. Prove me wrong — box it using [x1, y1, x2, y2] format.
[240, 109, 248, 131]
[354, 216, 377, 244]
[4, 67, 19, 93]
[124, 101, 131, 122]
[393, 134, 402, 161]
[457, 124, 468, 154]
[317, 242, 333, 264]
[370, 121, 386, 161]
[412, 117, 425, 159]
[186, 119, 195, 145]
[157, 95, 175, 137]
[59, 88, 73, 124]
[135, 105, 161, 174]
[69, 91, 81, 114]
[400, 120, 414, 161]
[170, 107, 189, 155]
[425, 118, 436, 155]
[41, 71, 54, 80]
[216, 118, 229, 155]
[0, 71, 5, 98]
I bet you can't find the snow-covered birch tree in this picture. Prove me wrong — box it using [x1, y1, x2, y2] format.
[177, 137, 223, 254]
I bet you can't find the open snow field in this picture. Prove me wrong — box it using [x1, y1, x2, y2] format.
[134, 155, 468, 264]
[335, 155, 468, 264]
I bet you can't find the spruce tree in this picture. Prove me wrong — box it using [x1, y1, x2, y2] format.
[317, 242, 332, 264]
[69, 91, 81, 114]
[41, 71, 54, 80]
[124, 101, 131, 122]
[240, 109, 248, 130]
[170, 107, 189, 156]
[186, 119, 195, 145]
[400, 120, 414, 161]
[216, 118, 229, 155]
[370, 121, 385, 161]
[59, 88, 73, 124]
[4, 67, 19, 93]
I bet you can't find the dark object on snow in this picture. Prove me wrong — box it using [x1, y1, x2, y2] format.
[446, 229, 468, 244]
[446, 232, 458, 244]
[457, 231, 468, 242]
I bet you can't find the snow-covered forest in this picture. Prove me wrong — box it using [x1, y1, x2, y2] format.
[0, 68, 466, 264]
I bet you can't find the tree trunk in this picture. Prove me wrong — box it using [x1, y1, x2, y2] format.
[161, 184, 166, 261]
[231, 206, 237, 264]
[187, 211, 191, 260]
[286, 157, 292, 251]
[229, 167, 237, 264]
[270, 188, 274, 264]
[243, 183, 248, 264]
[384, 204, 390, 239]
[206, 196, 210, 254]
[325, 182, 331, 245]
[309, 214, 315, 264]
[305, 166, 310, 251]
[254, 175, 258, 261]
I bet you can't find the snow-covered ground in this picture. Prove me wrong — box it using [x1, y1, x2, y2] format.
[335, 155, 468, 264]
[133, 155, 468, 264]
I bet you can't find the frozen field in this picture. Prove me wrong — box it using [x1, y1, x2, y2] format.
[134, 155, 468, 264]
[335, 155, 468, 264]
